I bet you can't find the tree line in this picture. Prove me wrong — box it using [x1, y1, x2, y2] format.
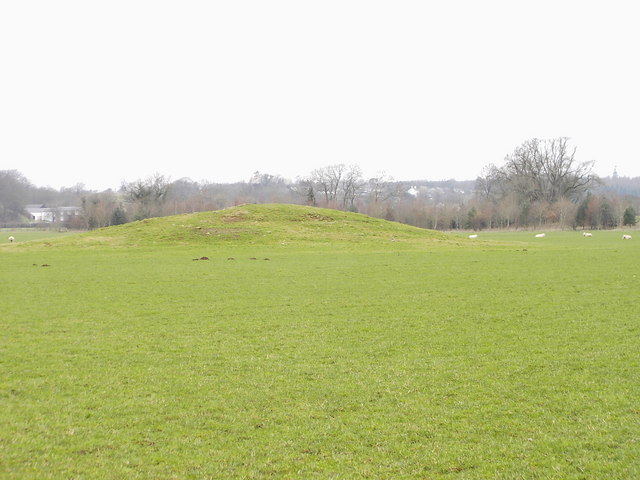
[471, 138, 637, 229]
[1, 138, 639, 230]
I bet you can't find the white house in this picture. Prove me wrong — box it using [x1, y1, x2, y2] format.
[25, 204, 82, 223]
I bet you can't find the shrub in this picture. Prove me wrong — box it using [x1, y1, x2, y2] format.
[622, 206, 637, 226]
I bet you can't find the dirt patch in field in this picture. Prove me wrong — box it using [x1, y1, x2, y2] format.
[302, 213, 334, 222]
[197, 227, 259, 240]
[222, 210, 250, 222]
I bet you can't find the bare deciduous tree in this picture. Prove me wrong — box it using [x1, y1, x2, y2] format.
[311, 164, 346, 205]
[502, 137, 599, 203]
[474, 164, 503, 202]
[367, 172, 401, 203]
[340, 165, 364, 210]
[310, 164, 363, 209]
[121, 173, 171, 220]
[0, 170, 32, 221]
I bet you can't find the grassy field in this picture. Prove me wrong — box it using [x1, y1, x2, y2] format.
[1, 205, 639, 479]
[0, 229, 79, 245]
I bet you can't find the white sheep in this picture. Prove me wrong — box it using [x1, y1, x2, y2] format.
[8, 236, 14, 243]
[582, 232, 592, 237]
[623, 234, 632, 240]
[468, 234, 478, 239]
[535, 233, 546, 238]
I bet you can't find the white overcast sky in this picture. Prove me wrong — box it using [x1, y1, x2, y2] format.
[1, 1, 639, 191]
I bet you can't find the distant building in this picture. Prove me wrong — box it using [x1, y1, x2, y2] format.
[25, 204, 82, 223]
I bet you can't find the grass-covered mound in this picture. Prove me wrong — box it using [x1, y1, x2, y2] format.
[41, 204, 452, 249]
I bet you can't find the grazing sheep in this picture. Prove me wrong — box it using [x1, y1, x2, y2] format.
[583, 232, 592, 237]
[623, 234, 632, 240]
[8, 236, 14, 243]
[468, 234, 478, 239]
[535, 233, 546, 238]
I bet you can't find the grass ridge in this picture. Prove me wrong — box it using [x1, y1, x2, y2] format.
[14, 204, 453, 249]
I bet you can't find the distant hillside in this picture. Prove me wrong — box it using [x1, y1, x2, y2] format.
[597, 175, 640, 197]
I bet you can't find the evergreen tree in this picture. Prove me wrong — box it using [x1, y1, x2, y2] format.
[599, 198, 617, 229]
[623, 206, 637, 226]
[111, 207, 128, 226]
[575, 195, 589, 228]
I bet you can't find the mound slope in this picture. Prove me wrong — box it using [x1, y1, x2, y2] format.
[21, 204, 454, 249]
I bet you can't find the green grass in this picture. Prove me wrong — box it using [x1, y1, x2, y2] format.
[0, 229, 78, 245]
[24, 204, 448, 251]
[1, 205, 639, 479]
